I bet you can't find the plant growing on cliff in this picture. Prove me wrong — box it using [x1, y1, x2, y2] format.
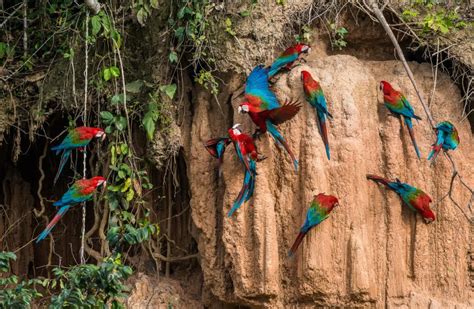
[0, 252, 44, 308]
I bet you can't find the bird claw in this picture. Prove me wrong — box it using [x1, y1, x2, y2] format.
[252, 130, 262, 140]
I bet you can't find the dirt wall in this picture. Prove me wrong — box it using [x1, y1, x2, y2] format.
[183, 49, 474, 307]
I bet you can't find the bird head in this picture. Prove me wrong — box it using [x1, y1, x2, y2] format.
[296, 43, 311, 54]
[230, 123, 242, 135]
[238, 103, 250, 114]
[423, 210, 436, 223]
[91, 176, 107, 188]
[379, 81, 393, 95]
[301, 70, 312, 83]
[95, 129, 106, 141]
[314, 193, 340, 210]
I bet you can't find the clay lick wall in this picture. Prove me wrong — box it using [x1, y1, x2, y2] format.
[183, 34, 474, 307]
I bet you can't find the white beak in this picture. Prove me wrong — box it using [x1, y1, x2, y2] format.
[232, 123, 241, 129]
[238, 106, 243, 114]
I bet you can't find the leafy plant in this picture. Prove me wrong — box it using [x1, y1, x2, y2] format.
[330, 24, 348, 50]
[195, 70, 219, 95]
[49, 254, 132, 309]
[0, 252, 45, 308]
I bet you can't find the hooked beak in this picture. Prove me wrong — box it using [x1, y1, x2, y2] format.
[238, 106, 243, 114]
[232, 123, 241, 129]
[424, 217, 434, 224]
[101, 133, 106, 142]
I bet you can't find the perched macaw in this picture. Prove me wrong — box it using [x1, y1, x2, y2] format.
[268, 43, 311, 78]
[288, 193, 339, 257]
[301, 71, 333, 160]
[380, 81, 422, 158]
[204, 137, 231, 177]
[427, 121, 459, 162]
[227, 124, 265, 217]
[238, 65, 301, 170]
[52, 127, 106, 184]
[36, 176, 106, 243]
[366, 174, 435, 223]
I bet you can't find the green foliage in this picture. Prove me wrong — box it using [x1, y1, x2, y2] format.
[225, 17, 236, 36]
[102, 66, 121, 81]
[0, 252, 44, 308]
[49, 254, 132, 309]
[295, 25, 311, 43]
[330, 24, 348, 50]
[133, 0, 159, 26]
[195, 70, 219, 95]
[402, 1, 468, 35]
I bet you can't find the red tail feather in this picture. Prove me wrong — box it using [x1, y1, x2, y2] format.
[366, 174, 391, 187]
[288, 232, 307, 257]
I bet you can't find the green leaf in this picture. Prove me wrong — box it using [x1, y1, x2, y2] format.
[240, 10, 250, 17]
[137, 8, 147, 26]
[169, 51, 178, 63]
[111, 94, 125, 105]
[125, 189, 135, 202]
[160, 84, 177, 99]
[142, 113, 156, 140]
[115, 117, 127, 131]
[110, 66, 120, 77]
[125, 80, 144, 93]
[150, 0, 159, 9]
[91, 15, 102, 36]
[100, 111, 114, 122]
[103, 68, 111, 81]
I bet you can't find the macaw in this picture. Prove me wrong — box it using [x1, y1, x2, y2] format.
[366, 174, 435, 223]
[288, 193, 339, 257]
[52, 127, 106, 184]
[380, 81, 422, 158]
[301, 70, 333, 160]
[204, 137, 231, 177]
[238, 65, 301, 170]
[268, 43, 311, 78]
[36, 176, 106, 243]
[226, 124, 265, 217]
[427, 121, 459, 162]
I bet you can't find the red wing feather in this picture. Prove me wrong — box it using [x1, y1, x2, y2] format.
[268, 100, 301, 125]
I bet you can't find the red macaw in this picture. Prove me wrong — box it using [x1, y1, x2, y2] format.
[36, 176, 106, 242]
[238, 65, 301, 170]
[268, 43, 311, 78]
[52, 127, 106, 184]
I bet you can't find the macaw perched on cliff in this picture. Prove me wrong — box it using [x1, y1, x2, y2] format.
[380, 81, 422, 159]
[427, 121, 459, 162]
[52, 127, 106, 184]
[227, 124, 265, 217]
[288, 193, 339, 257]
[36, 176, 106, 243]
[366, 174, 435, 223]
[301, 70, 333, 160]
[204, 137, 231, 177]
[238, 65, 301, 171]
[268, 43, 311, 78]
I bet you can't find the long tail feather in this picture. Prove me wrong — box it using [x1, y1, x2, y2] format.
[404, 117, 421, 159]
[53, 149, 71, 185]
[366, 174, 391, 187]
[317, 112, 330, 160]
[228, 164, 255, 217]
[288, 231, 307, 257]
[266, 121, 298, 171]
[427, 144, 442, 162]
[36, 206, 70, 243]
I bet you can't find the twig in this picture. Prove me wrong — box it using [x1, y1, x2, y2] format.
[0, 2, 24, 29]
[152, 252, 199, 263]
[33, 142, 48, 217]
[428, 38, 440, 107]
[22, 0, 27, 58]
[80, 11, 90, 265]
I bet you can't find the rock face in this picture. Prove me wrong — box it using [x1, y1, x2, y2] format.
[183, 50, 474, 307]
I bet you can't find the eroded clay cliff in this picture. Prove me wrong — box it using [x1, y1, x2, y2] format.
[182, 45, 474, 307]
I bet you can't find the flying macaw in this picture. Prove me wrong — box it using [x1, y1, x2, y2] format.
[52, 127, 106, 184]
[238, 65, 301, 171]
[36, 176, 106, 243]
[268, 43, 311, 78]
[204, 137, 231, 177]
[288, 193, 339, 257]
[427, 121, 459, 162]
[380, 81, 422, 158]
[227, 124, 265, 217]
[301, 70, 333, 160]
[366, 174, 435, 223]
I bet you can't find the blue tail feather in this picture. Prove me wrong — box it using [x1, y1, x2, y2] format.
[36, 206, 70, 243]
[53, 149, 71, 185]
